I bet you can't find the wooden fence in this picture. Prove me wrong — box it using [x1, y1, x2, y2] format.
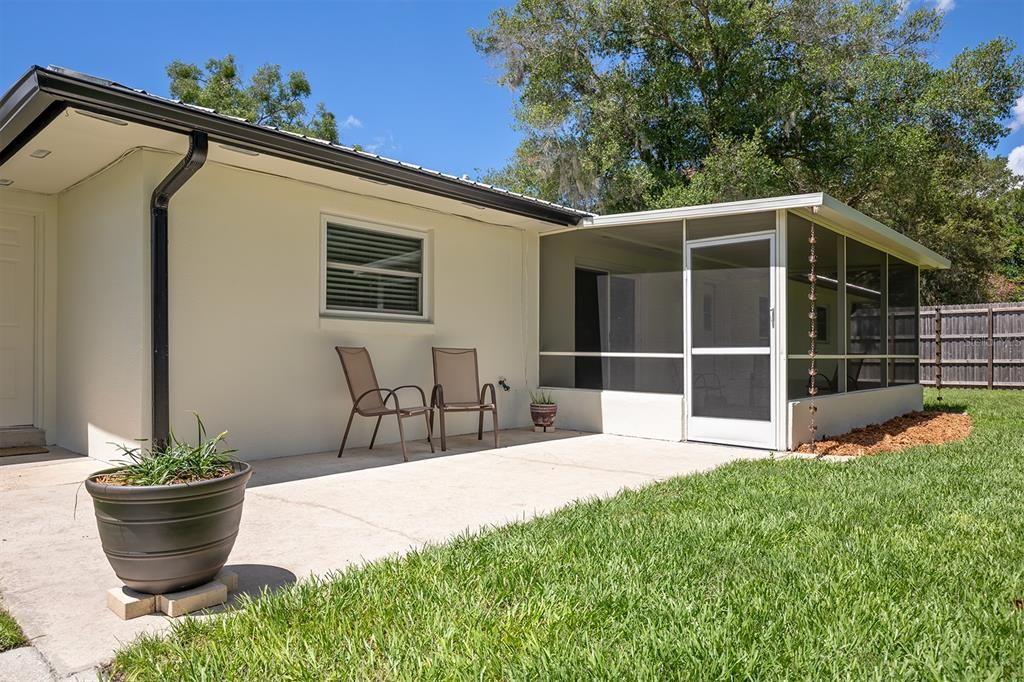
[920, 303, 1024, 389]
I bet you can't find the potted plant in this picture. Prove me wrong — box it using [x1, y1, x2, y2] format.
[529, 390, 558, 430]
[84, 415, 251, 595]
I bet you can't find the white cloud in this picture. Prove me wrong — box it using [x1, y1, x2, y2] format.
[1009, 145, 1024, 176]
[341, 115, 362, 129]
[935, 0, 954, 13]
[1010, 96, 1024, 132]
[364, 132, 400, 155]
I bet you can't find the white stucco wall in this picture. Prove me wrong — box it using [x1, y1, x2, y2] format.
[56, 151, 149, 459]
[544, 388, 685, 441]
[788, 383, 923, 449]
[138, 150, 543, 460]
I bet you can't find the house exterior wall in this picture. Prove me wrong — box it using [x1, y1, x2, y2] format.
[55, 151, 149, 459]
[143, 150, 543, 460]
[787, 383, 923, 449]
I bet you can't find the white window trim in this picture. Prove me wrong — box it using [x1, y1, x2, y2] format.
[319, 213, 432, 322]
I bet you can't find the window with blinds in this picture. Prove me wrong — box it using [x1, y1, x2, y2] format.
[322, 220, 426, 318]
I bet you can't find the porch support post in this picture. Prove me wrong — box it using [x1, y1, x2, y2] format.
[150, 131, 208, 448]
[774, 209, 788, 451]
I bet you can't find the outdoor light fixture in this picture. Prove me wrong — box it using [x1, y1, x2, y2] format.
[75, 109, 129, 126]
[0, 179, 13, 186]
[29, 149, 51, 158]
[218, 144, 260, 157]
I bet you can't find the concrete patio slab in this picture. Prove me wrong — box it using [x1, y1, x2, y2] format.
[0, 430, 767, 677]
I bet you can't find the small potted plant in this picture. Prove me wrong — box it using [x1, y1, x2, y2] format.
[529, 390, 558, 431]
[84, 415, 251, 595]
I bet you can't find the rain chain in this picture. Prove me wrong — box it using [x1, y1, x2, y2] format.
[807, 223, 818, 454]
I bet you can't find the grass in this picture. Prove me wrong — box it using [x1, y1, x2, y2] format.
[113, 389, 1024, 680]
[0, 606, 27, 652]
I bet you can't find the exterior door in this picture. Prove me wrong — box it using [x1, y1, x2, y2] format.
[685, 233, 775, 448]
[0, 211, 35, 427]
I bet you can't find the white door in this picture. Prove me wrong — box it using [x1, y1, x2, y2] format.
[685, 233, 775, 448]
[0, 211, 35, 427]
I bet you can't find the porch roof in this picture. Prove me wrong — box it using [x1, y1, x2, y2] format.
[576, 194, 951, 270]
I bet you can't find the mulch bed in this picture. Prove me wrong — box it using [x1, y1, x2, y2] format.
[795, 410, 973, 457]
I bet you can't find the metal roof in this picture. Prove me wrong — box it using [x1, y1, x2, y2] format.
[0, 65, 591, 225]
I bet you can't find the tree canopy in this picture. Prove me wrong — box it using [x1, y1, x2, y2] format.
[166, 55, 339, 143]
[472, 0, 1024, 302]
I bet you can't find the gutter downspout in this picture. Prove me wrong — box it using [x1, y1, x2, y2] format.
[151, 131, 208, 448]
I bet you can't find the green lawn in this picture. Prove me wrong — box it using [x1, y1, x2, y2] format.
[0, 606, 26, 653]
[114, 389, 1024, 680]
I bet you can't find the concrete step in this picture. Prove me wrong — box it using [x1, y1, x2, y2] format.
[0, 427, 46, 448]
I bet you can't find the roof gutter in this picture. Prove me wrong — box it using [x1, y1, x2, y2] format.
[0, 66, 584, 226]
[150, 131, 208, 448]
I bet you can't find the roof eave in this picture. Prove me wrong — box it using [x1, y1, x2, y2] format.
[0, 67, 585, 226]
[815, 194, 951, 270]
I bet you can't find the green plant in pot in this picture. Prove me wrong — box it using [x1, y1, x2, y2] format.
[529, 390, 557, 429]
[85, 415, 252, 595]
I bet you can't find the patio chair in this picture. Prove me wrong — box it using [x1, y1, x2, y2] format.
[335, 346, 434, 462]
[430, 347, 498, 451]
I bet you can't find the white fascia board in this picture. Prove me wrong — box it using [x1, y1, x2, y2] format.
[581, 193, 825, 228]
[547, 191, 951, 271]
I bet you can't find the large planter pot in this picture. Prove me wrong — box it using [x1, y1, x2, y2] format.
[530, 403, 558, 428]
[85, 461, 252, 595]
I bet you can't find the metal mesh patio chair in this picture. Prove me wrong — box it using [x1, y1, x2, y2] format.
[430, 347, 498, 451]
[335, 346, 433, 461]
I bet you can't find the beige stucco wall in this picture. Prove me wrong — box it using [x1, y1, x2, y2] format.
[55, 151, 149, 459]
[139, 150, 542, 460]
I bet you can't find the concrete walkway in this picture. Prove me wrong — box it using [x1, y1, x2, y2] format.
[0, 430, 767, 678]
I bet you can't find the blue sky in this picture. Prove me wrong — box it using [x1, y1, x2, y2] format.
[1, 0, 1022, 178]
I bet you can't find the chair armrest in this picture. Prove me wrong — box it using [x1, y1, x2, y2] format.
[353, 388, 398, 412]
[393, 384, 429, 408]
[480, 383, 497, 406]
[430, 384, 445, 409]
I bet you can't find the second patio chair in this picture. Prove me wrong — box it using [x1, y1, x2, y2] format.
[335, 346, 434, 462]
[430, 347, 499, 451]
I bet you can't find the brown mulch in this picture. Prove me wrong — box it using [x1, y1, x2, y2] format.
[795, 410, 973, 457]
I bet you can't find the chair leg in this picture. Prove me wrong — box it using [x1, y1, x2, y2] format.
[477, 410, 484, 440]
[337, 409, 356, 458]
[424, 410, 435, 453]
[369, 416, 382, 449]
[438, 408, 448, 451]
[396, 414, 409, 462]
[492, 407, 500, 449]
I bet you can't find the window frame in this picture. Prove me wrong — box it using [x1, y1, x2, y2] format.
[319, 213, 432, 322]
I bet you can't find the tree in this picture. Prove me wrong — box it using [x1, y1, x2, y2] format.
[473, 0, 1024, 302]
[166, 55, 339, 143]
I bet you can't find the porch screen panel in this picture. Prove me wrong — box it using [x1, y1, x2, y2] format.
[785, 211, 922, 398]
[847, 240, 884, 356]
[539, 222, 684, 393]
[324, 223, 423, 316]
[888, 256, 919, 356]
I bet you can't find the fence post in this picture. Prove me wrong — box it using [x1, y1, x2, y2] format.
[987, 305, 994, 389]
